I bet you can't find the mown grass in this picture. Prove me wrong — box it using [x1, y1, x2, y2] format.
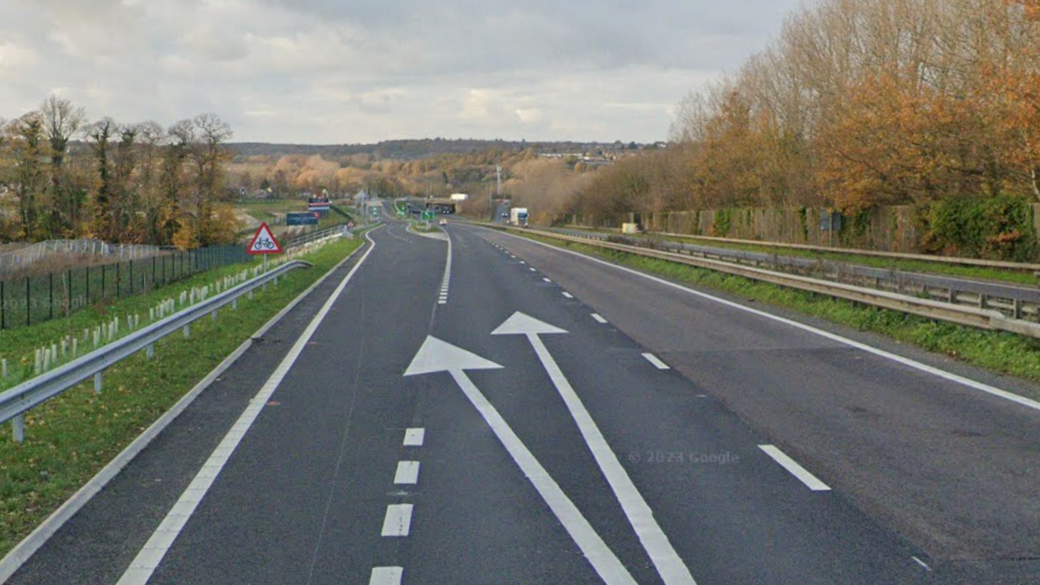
[559, 226, 1040, 285]
[411, 221, 442, 233]
[528, 235, 1040, 389]
[0, 258, 257, 392]
[0, 236, 364, 558]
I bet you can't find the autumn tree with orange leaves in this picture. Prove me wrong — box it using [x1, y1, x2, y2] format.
[579, 0, 1040, 214]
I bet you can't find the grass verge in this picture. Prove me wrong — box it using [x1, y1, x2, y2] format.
[526, 234, 1040, 388]
[559, 226, 1040, 286]
[0, 235, 364, 557]
[411, 221, 442, 233]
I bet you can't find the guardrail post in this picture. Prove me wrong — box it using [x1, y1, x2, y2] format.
[12, 414, 24, 442]
[211, 309, 218, 322]
[233, 298, 238, 310]
[146, 343, 154, 359]
[1014, 299, 1023, 320]
[183, 324, 191, 338]
[979, 294, 988, 310]
[94, 372, 102, 394]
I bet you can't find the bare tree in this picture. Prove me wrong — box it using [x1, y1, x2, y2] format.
[41, 96, 85, 169]
[85, 118, 117, 241]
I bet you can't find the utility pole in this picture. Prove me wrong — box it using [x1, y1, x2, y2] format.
[496, 166, 502, 197]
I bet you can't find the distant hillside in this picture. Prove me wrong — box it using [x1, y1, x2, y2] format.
[227, 138, 631, 161]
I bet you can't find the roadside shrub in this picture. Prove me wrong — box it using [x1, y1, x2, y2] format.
[918, 195, 1038, 261]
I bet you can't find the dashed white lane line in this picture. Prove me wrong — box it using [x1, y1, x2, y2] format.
[543, 277, 552, 283]
[438, 233, 453, 305]
[519, 260, 526, 264]
[642, 353, 670, 370]
[369, 567, 404, 585]
[758, 445, 831, 492]
[562, 292, 574, 299]
[529, 267, 537, 272]
[394, 461, 421, 485]
[403, 428, 425, 446]
[498, 228, 1040, 414]
[591, 313, 608, 324]
[381, 504, 414, 537]
[911, 556, 932, 572]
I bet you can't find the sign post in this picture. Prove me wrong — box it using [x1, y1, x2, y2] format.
[246, 222, 283, 273]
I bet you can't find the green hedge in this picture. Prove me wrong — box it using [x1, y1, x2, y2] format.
[919, 195, 1038, 261]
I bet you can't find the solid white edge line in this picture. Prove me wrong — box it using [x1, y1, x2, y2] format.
[381, 504, 414, 537]
[643, 353, 671, 370]
[115, 231, 379, 585]
[525, 336, 696, 585]
[759, 445, 831, 492]
[393, 461, 421, 485]
[0, 233, 374, 584]
[369, 567, 404, 585]
[490, 228, 1040, 414]
[403, 428, 425, 446]
[591, 313, 608, 324]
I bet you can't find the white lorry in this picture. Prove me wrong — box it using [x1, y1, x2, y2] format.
[510, 207, 529, 227]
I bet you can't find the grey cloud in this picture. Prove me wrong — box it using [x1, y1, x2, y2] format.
[0, 0, 802, 143]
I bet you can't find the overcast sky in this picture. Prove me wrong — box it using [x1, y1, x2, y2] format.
[0, 0, 804, 144]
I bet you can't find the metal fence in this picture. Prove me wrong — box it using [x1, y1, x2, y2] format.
[0, 260, 312, 442]
[0, 245, 249, 330]
[0, 240, 164, 276]
[500, 225, 1040, 339]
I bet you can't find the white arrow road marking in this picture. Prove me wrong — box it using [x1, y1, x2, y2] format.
[405, 337, 637, 585]
[500, 229, 1040, 414]
[117, 231, 379, 585]
[493, 312, 697, 585]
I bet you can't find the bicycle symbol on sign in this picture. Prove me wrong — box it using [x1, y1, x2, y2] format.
[254, 237, 276, 250]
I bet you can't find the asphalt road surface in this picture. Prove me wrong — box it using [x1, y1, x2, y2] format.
[7, 220, 1040, 585]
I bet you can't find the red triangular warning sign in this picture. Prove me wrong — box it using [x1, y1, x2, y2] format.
[246, 222, 283, 255]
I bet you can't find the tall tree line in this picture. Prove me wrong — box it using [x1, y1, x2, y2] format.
[571, 0, 1040, 220]
[0, 98, 238, 248]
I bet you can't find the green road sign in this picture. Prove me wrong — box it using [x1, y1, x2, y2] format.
[422, 210, 435, 221]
